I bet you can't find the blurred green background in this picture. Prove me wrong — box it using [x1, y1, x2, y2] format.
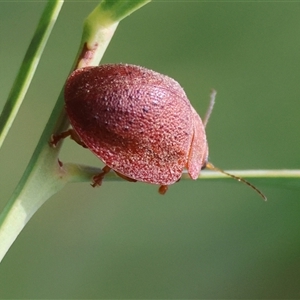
[1, 1, 300, 298]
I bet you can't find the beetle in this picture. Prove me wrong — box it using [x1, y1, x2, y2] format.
[52, 64, 266, 199]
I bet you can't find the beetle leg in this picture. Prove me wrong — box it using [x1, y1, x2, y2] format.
[158, 185, 168, 195]
[114, 171, 137, 182]
[50, 129, 87, 148]
[91, 165, 111, 187]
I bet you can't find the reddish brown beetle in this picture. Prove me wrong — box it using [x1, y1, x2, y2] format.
[52, 64, 266, 199]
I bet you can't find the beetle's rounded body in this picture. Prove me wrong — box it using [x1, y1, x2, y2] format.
[64, 64, 208, 186]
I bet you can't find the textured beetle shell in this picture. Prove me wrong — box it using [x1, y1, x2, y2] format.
[64, 64, 208, 185]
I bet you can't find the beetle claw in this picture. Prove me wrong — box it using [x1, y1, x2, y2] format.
[91, 166, 111, 187]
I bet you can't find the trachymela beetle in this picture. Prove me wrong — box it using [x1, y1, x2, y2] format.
[52, 63, 266, 199]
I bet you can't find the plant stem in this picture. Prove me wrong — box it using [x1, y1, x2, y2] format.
[0, 0, 151, 263]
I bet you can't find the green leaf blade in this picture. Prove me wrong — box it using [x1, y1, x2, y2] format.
[0, 0, 63, 148]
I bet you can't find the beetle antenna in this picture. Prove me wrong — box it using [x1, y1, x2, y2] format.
[203, 89, 217, 127]
[205, 162, 267, 201]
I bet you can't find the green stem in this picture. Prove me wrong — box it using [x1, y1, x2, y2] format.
[0, 1, 63, 148]
[0, 0, 151, 263]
